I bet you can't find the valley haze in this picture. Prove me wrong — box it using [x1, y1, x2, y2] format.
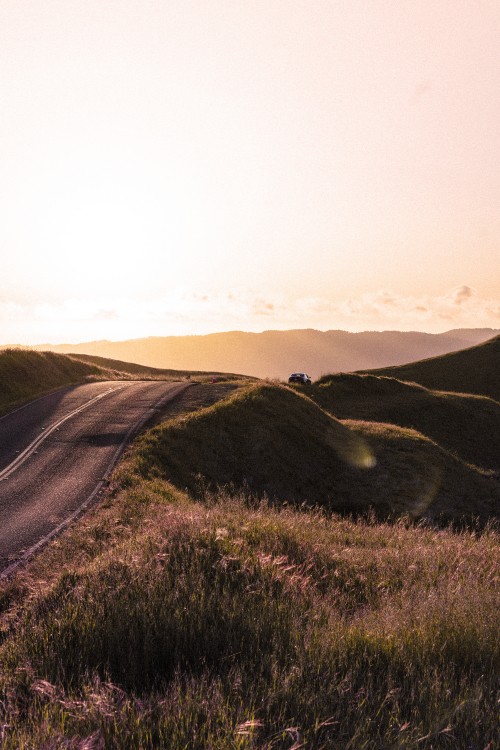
[27, 326, 500, 380]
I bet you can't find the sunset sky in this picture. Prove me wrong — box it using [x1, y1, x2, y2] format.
[1, 0, 499, 344]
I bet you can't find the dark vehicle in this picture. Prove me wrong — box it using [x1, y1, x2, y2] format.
[288, 372, 311, 384]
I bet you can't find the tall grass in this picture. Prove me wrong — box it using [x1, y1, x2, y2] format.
[0, 371, 497, 748]
[1, 484, 498, 749]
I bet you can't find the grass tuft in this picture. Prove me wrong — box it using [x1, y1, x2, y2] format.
[0, 490, 498, 748]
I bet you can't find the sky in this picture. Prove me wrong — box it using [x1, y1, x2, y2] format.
[1, 0, 499, 344]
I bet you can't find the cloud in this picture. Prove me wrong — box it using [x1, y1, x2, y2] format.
[253, 300, 276, 316]
[449, 285, 475, 305]
[0, 285, 498, 345]
[290, 287, 500, 333]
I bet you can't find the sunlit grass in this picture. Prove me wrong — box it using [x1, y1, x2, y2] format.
[0, 483, 498, 749]
[0, 348, 241, 417]
[0, 349, 102, 415]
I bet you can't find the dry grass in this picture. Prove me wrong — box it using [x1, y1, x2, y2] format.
[0, 349, 249, 418]
[0, 354, 498, 748]
[0, 479, 498, 749]
[66, 352, 249, 382]
[0, 349, 103, 415]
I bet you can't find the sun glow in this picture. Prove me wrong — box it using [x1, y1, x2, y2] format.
[1, 1, 499, 344]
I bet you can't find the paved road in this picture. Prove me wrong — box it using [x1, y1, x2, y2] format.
[0, 380, 188, 576]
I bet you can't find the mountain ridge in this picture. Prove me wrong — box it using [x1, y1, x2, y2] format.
[23, 327, 499, 380]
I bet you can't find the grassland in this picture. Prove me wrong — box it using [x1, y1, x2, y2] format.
[0, 471, 498, 748]
[66, 352, 246, 381]
[127, 382, 499, 525]
[309, 373, 500, 473]
[0, 350, 498, 748]
[0, 349, 103, 416]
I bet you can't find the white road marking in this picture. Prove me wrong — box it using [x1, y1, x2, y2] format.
[0, 385, 126, 481]
[0, 381, 191, 579]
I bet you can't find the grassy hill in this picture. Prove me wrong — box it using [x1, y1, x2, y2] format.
[126, 382, 499, 524]
[309, 373, 500, 473]
[0, 371, 498, 747]
[0, 349, 239, 417]
[0, 349, 104, 416]
[362, 333, 500, 401]
[68, 352, 244, 380]
[1, 417, 498, 748]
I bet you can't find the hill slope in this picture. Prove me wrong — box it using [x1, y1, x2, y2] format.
[310, 374, 500, 472]
[29, 327, 499, 380]
[0, 350, 103, 416]
[1, 470, 498, 748]
[0, 350, 224, 417]
[67, 353, 244, 380]
[128, 383, 499, 523]
[363, 334, 500, 401]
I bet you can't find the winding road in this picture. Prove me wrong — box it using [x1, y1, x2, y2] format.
[0, 380, 188, 577]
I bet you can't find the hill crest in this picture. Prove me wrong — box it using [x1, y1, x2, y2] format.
[361, 334, 500, 401]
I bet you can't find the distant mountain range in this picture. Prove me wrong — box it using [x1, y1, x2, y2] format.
[31, 328, 500, 380]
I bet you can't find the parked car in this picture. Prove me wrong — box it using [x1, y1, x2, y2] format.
[288, 372, 311, 384]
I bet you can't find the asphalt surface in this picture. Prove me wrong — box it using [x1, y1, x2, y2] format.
[0, 380, 188, 576]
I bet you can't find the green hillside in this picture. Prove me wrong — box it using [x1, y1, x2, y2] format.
[361, 333, 500, 401]
[128, 383, 499, 524]
[0, 349, 102, 416]
[310, 373, 500, 472]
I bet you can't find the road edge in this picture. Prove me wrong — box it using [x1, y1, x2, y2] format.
[0, 381, 192, 580]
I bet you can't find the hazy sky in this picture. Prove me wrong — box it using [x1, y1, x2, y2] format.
[1, 0, 499, 343]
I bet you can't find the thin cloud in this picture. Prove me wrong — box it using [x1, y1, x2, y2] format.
[0, 285, 498, 345]
[449, 285, 475, 305]
[253, 301, 276, 316]
[293, 287, 499, 332]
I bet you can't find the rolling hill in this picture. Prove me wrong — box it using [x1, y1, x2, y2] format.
[305, 334, 500, 478]
[309, 373, 500, 473]
[362, 333, 500, 401]
[1, 343, 498, 748]
[0, 350, 103, 416]
[128, 382, 499, 524]
[28, 327, 499, 380]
